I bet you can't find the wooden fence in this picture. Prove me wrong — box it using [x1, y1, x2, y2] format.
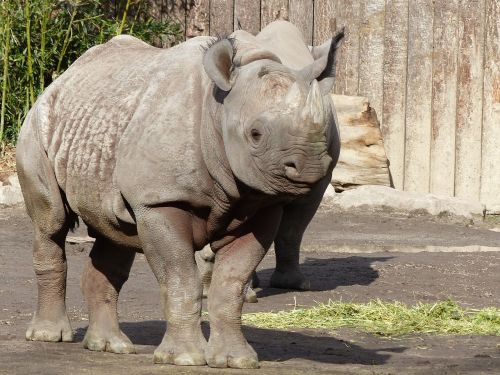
[152, 0, 499, 210]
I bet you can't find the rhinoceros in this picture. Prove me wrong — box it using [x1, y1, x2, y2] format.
[17, 21, 344, 368]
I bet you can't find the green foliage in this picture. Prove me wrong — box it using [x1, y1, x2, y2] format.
[0, 0, 183, 146]
[242, 299, 500, 336]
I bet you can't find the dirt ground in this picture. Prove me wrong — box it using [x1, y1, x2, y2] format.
[1, 207, 499, 374]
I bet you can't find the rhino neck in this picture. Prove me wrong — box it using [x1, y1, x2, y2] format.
[200, 87, 241, 206]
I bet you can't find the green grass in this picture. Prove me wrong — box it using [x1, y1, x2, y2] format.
[0, 0, 183, 147]
[242, 299, 500, 336]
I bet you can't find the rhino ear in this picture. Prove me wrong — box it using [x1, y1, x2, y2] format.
[203, 39, 235, 92]
[299, 27, 345, 94]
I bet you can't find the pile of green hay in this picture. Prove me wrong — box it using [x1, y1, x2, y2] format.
[242, 299, 500, 336]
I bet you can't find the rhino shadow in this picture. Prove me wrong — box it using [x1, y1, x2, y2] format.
[75, 320, 404, 365]
[256, 255, 393, 298]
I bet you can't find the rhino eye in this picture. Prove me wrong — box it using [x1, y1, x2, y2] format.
[250, 128, 262, 143]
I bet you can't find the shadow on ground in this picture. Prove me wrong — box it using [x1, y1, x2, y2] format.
[74, 320, 404, 366]
[256, 256, 393, 298]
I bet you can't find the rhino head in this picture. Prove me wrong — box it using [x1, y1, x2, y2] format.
[203, 30, 344, 195]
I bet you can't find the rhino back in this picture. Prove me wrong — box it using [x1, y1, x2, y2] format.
[255, 21, 314, 70]
[31, 35, 213, 223]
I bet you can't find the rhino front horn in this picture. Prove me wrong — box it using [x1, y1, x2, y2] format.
[301, 80, 325, 126]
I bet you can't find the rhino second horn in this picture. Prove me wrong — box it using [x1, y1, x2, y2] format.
[302, 80, 325, 126]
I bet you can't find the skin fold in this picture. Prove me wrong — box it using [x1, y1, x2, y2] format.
[16, 21, 343, 369]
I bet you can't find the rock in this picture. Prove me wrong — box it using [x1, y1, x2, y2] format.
[323, 183, 336, 199]
[7, 174, 20, 189]
[319, 183, 336, 209]
[65, 236, 95, 244]
[486, 205, 500, 215]
[0, 173, 24, 207]
[331, 95, 392, 191]
[324, 185, 485, 224]
[0, 184, 24, 206]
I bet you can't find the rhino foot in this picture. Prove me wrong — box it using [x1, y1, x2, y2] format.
[153, 331, 207, 366]
[206, 339, 259, 369]
[83, 330, 135, 354]
[26, 312, 73, 342]
[270, 269, 310, 290]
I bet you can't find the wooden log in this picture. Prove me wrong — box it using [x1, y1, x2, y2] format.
[289, 0, 314, 45]
[404, 0, 433, 193]
[260, 0, 289, 29]
[234, 0, 261, 34]
[209, 0, 234, 36]
[381, 0, 408, 190]
[480, 0, 500, 212]
[331, 94, 391, 191]
[186, 0, 210, 38]
[455, 0, 486, 201]
[430, 0, 459, 196]
[358, 0, 385, 125]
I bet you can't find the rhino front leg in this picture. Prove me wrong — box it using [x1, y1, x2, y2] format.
[206, 206, 282, 369]
[81, 238, 135, 354]
[136, 206, 206, 366]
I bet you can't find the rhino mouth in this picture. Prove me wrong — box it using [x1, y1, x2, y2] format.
[281, 154, 332, 186]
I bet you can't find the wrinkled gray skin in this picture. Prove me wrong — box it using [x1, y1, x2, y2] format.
[199, 22, 343, 301]
[16, 21, 343, 369]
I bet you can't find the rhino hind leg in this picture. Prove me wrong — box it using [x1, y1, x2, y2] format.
[270, 187, 328, 291]
[196, 246, 258, 303]
[195, 246, 215, 298]
[81, 238, 135, 354]
[17, 129, 74, 343]
[24, 226, 74, 343]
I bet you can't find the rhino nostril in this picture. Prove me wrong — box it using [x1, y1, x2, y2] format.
[250, 128, 262, 143]
[284, 160, 297, 170]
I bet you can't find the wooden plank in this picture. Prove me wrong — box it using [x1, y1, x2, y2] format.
[480, 0, 500, 211]
[186, 0, 210, 38]
[454, 0, 485, 201]
[333, 0, 361, 96]
[404, 0, 433, 193]
[381, 0, 408, 190]
[234, 0, 260, 34]
[209, 0, 234, 36]
[260, 0, 289, 29]
[162, 0, 187, 43]
[314, 0, 338, 46]
[289, 0, 314, 45]
[429, 0, 459, 196]
[358, 0, 385, 126]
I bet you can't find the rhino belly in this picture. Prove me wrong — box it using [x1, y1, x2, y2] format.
[64, 176, 140, 248]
